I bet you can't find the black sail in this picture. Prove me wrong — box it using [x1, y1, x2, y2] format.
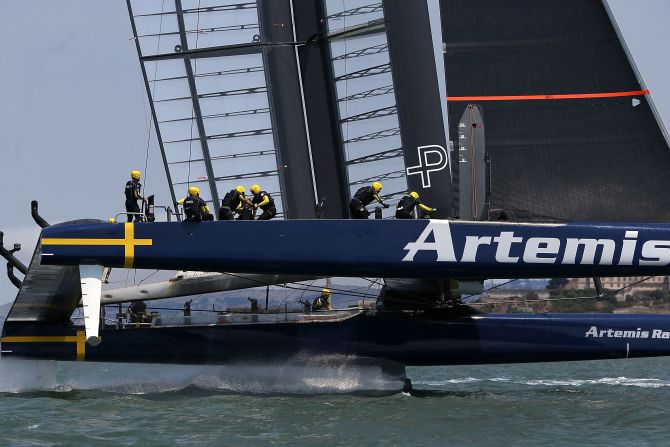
[441, 0, 670, 222]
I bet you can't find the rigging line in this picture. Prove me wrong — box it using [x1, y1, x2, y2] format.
[144, 0, 166, 194]
[607, 275, 658, 296]
[187, 0, 203, 189]
[137, 269, 161, 285]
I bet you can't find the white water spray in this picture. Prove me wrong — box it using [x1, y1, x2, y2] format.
[0, 357, 405, 395]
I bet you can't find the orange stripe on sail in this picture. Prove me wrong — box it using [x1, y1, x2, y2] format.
[447, 90, 650, 101]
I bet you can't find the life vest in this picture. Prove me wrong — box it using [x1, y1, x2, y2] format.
[125, 180, 141, 200]
[183, 196, 202, 220]
[252, 191, 275, 211]
[396, 195, 417, 213]
[221, 189, 242, 209]
[353, 186, 376, 206]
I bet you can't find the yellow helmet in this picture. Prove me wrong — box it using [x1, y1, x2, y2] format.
[372, 181, 382, 192]
[410, 191, 420, 200]
[322, 288, 331, 297]
[250, 184, 261, 194]
[188, 186, 200, 196]
[236, 185, 246, 194]
[131, 170, 141, 180]
[107, 218, 117, 224]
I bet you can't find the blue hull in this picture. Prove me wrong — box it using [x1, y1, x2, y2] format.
[3, 312, 670, 366]
[40, 220, 670, 279]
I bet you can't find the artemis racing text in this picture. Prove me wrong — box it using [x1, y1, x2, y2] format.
[585, 326, 670, 339]
[402, 221, 670, 266]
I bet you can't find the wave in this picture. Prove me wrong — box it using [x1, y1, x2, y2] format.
[0, 357, 405, 395]
[414, 376, 670, 388]
[522, 377, 670, 388]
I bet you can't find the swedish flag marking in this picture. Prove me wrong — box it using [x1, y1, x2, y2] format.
[41, 223, 152, 268]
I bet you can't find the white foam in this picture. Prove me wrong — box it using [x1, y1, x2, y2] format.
[0, 357, 404, 394]
[522, 377, 669, 388]
[410, 376, 669, 389]
[415, 377, 481, 386]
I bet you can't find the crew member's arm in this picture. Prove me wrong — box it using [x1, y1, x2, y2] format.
[254, 194, 270, 209]
[241, 195, 254, 207]
[133, 183, 144, 201]
[373, 193, 390, 209]
[418, 203, 435, 212]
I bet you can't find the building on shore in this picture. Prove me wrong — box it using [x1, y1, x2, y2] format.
[565, 276, 669, 300]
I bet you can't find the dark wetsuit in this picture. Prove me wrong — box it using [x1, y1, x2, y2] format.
[219, 190, 246, 220]
[183, 195, 213, 222]
[252, 191, 277, 220]
[396, 195, 420, 219]
[124, 180, 143, 222]
[349, 186, 386, 219]
[312, 294, 330, 311]
[128, 301, 149, 323]
[396, 195, 434, 219]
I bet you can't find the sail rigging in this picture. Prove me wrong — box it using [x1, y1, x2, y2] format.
[127, 0, 304, 218]
[129, 0, 455, 219]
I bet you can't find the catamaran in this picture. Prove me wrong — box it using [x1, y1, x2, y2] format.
[2, 0, 670, 385]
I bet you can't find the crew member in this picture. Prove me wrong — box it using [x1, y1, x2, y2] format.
[124, 170, 145, 222]
[128, 300, 150, 324]
[349, 182, 389, 219]
[312, 288, 332, 311]
[219, 186, 253, 220]
[183, 186, 214, 222]
[395, 191, 436, 219]
[183, 299, 193, 317]
[250, 184, 277, 220]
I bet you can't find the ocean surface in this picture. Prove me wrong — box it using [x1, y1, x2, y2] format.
[1, 357, 670, 446]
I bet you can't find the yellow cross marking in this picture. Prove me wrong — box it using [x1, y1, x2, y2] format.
[41, 223, 152, 268]
[1, 331, 88, 361]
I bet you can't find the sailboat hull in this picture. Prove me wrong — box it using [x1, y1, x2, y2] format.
[3, 312, 670, 366]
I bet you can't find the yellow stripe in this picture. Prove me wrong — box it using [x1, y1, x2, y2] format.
[41, 223, 152, 269]
[1, 336, 79, 342]
[76, 331, 86, 361]
[1, 331, 88, 361]
[42, 239, 131, 246]
[124, 222, 134, 268]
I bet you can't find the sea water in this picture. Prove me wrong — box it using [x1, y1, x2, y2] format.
[0, 357, 669, 446]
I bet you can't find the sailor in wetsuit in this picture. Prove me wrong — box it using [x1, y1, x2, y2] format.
[124, 170, 145, 222]
[219, 186, 253, 220]
[395, 191, 436, 219]
[183, 186, 214, 222]
[312, 288, 332, 311]
[349, 181, 389, 219]
[128, 300, 150, 323]
[250, 184, 277, 220]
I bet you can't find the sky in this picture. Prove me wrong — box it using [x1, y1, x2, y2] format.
[0, 0, 669, 305]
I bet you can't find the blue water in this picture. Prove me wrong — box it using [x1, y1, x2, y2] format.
[0, 357, 669, 446]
